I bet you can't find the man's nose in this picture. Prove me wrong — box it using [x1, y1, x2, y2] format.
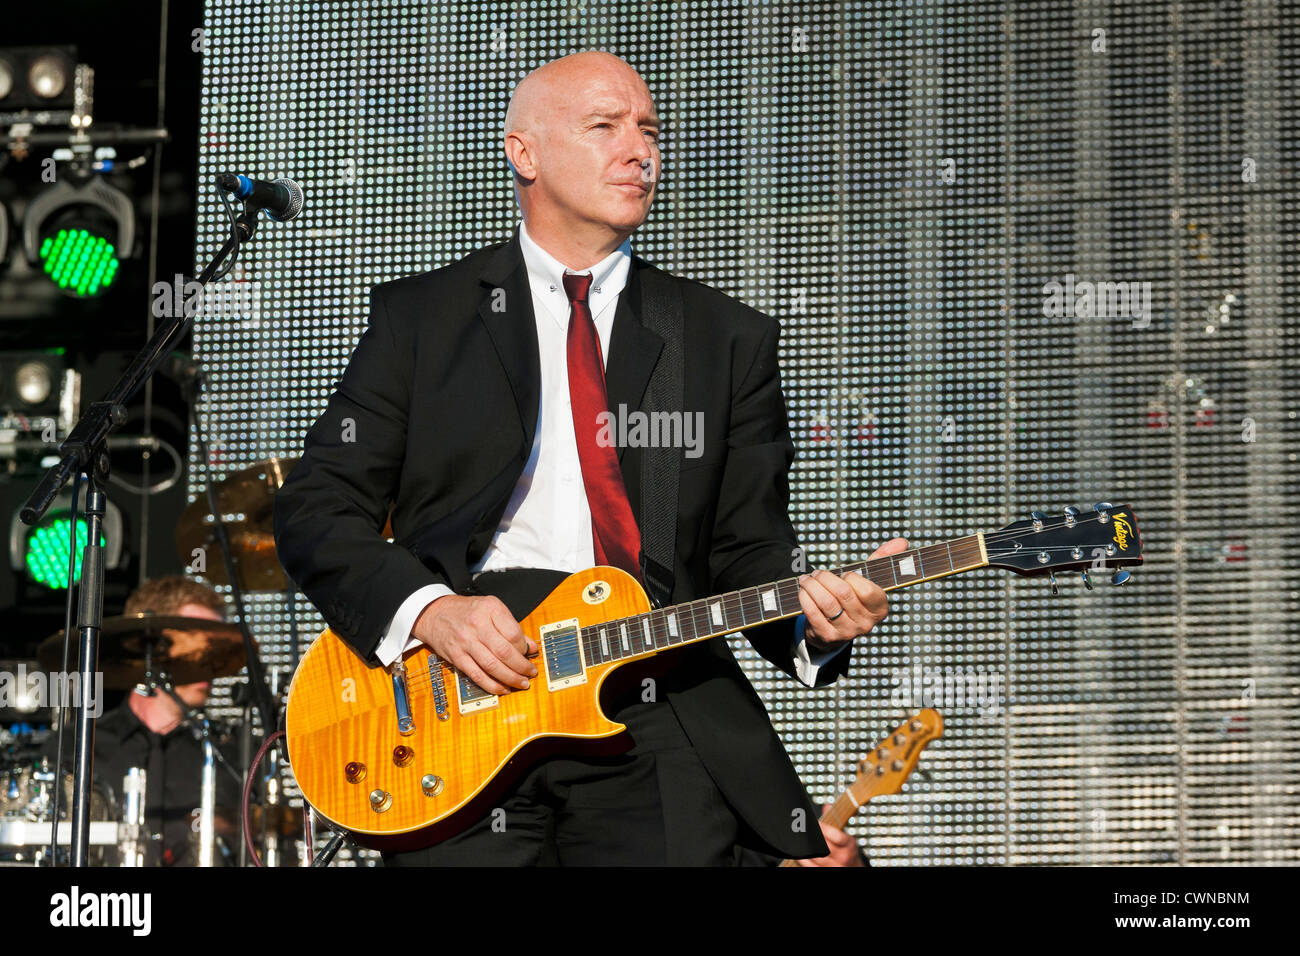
[622, 123, 653, 161]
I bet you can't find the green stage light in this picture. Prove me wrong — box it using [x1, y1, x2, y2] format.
[39, 227, 120, 296]
[24, 514, 104, 589]
[21, 177, 134, 298]
[9, 494, 124, 588]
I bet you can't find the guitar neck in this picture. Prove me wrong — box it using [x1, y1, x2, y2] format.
[579, 533, 989, 669]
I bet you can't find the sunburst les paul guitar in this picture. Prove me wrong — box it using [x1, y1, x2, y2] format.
[285, 502, 1142, 849]
[779, 708, 942, 866]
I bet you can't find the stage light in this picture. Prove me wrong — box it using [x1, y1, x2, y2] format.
[0, 46, 76, 117]
[9, 493, 123, 591]
[21, 177, 134, 298]
[15, 361, 52, 405]
[27, 53, 71, 101]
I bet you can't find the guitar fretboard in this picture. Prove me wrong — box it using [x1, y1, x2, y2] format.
[579, 533, 987, 668]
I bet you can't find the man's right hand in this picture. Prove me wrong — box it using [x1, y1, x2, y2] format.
[410, 595, 538, 696]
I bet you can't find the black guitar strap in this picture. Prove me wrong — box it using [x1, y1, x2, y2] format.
[636, 265, 684, 610]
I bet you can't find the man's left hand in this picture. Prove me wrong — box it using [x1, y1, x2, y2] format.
[796, 806, 866, 867]
[798, 537, 909, 651]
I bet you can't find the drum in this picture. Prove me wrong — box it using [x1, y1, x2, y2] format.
[0, 758, 117, 865]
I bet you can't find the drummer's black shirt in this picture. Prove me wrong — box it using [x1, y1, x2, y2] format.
[44, 696, 242, 866]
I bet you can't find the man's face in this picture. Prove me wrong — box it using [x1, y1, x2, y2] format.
[525, 64, 661, 239]
[169, 601, 222, 708]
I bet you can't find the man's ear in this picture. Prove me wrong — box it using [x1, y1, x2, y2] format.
[504, 132, 537, 181]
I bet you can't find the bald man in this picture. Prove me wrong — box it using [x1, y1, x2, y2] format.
[275, 51, 904, 865]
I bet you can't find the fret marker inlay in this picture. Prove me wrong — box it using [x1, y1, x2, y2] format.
[761, 589, 777, 612]
[899, 556, 916, 577]
[710, 601, 723, 626]
[667, 613, 678, 638]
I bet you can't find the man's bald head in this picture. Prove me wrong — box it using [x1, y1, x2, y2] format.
[504, 51, 646, 136]
[502, 51, 661, 267]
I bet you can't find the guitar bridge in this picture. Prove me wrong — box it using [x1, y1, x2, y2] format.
[427, 655, 450, 721]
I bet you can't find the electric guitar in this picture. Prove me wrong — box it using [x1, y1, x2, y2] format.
[285, 502, 1142, 849]
[778, 708, 942, 866]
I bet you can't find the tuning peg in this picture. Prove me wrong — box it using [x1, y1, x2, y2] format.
[1093, 501, 1113, 512]
[1048, 572, 1059, 595]
[1031, 510, 1046, 531]
[1111, 570, 1131, 586]
[1064, 505, 1079, 527]
[1081, 570, 1094, 590]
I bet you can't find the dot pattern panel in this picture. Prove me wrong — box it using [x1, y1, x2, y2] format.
[192, 0, 1300, 864]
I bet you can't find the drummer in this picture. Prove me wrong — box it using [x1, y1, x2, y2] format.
[42, 576, 243, 866]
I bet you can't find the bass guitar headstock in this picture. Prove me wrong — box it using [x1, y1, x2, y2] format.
[848, 708, 944, 804]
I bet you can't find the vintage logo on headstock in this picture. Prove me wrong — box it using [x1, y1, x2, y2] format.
[1112, 513, 1133, 550]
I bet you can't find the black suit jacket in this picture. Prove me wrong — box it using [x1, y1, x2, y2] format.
[273, 229, 849, 858]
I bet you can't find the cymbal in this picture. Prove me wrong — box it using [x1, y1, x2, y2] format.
[37, 615, 249, 690]
[213, 803, 306, 838]
[175, 457, 297, 591]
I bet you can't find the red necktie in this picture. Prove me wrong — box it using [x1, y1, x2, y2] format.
[564, 272, 643, 582]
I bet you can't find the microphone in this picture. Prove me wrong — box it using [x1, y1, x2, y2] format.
[216, 173, 304, 221]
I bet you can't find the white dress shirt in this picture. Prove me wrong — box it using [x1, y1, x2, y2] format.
[374, 220, 845, 684]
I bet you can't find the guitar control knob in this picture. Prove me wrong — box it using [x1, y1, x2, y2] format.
[421, 774, 445, 797]
[369, 790, 392, 813]
[909, 719, 923, 731]
[1111, 570, 1131, 586]
[344, 762, 366, 784]
[393, 745, 415, 767]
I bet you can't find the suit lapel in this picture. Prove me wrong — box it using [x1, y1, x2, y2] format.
[605, 261, 665, 463]
[476, 232, 541, 460]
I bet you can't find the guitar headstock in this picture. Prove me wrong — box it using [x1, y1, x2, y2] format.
[985, 502, 1143, 589]
[848, 708, 943, 804]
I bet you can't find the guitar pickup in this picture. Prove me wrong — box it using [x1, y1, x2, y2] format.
[456, 673, 498, 715]
[541, 618, 586, 692]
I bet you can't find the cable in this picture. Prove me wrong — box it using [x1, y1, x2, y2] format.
[311, 829, 349, 868]
[106, 437, 184, 494]
[241, 728, 284, 868]
[209, 183, 242, 282]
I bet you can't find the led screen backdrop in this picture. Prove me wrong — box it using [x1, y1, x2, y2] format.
[191, 0, 1298, 864]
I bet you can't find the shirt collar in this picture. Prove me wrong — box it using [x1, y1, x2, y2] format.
[518, 219, 631, 312]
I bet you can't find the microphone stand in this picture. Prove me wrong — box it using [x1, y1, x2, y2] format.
[20, 201, 280, 866]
